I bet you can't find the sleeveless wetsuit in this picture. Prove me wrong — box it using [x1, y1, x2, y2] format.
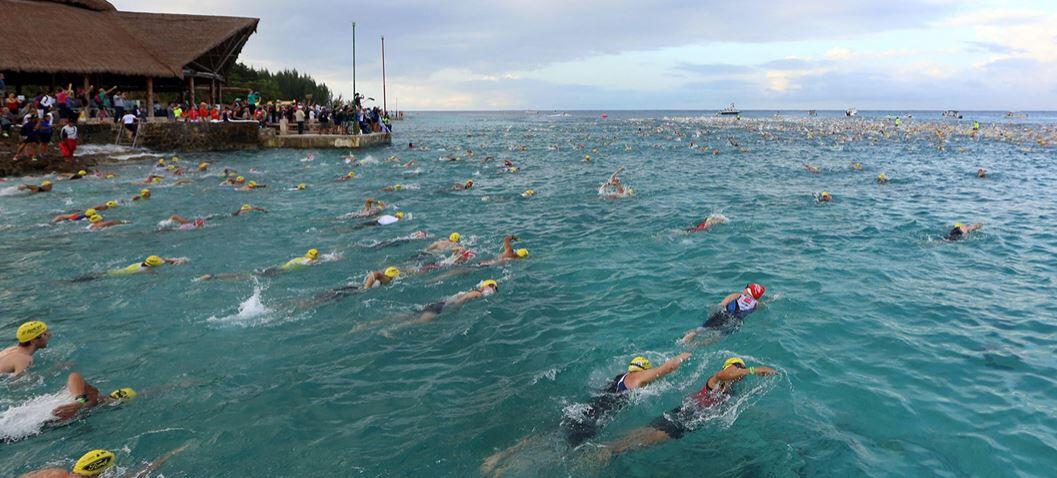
[561, 373, 632, 447]
[701, 293, 757, 329]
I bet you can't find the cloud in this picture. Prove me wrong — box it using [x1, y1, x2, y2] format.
[758, 58, 822, 70]
[963, 41, 1022, 55]
[673, 63, 756, 76]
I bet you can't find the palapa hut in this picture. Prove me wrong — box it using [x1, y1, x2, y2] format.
[0, 0, 259, 116]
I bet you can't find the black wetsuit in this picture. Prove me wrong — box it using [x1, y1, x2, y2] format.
[561, 374, 631, 447]
[944, 227, 964, 241]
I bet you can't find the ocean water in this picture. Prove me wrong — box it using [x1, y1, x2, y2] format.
[1, 110, 1056, 477]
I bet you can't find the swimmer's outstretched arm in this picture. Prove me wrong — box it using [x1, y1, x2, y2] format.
[605, 166, 625, 185]
[502, 235, 519, 256]
[628, 352, 691, 388]
[125, 443, 190, 478]
[51, 372, 100, 420]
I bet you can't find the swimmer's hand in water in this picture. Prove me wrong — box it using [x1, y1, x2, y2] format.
[51, 402, 87, 421]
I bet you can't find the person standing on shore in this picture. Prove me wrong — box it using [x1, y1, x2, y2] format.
[59, 121, 77, 160]
[112, 92, 125, 124]
[294, 106, 306, 135]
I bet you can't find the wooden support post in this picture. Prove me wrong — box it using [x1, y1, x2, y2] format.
[210, 79, 216, 105]
[189, 76, 196, 105]
[146, 77, 154, 118]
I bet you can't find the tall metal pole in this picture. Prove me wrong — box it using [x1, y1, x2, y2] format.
[351, 22, 357, 101]
[381, 35, 387, 113]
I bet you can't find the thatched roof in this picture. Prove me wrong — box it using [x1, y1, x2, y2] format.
[0, 0, 257, 79]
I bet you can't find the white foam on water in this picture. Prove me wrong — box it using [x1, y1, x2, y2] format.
[0, 391, 70, 442]
[359, 155, 379, 165]
[206, 284, 272, 327]
[0, 185, 24, 196]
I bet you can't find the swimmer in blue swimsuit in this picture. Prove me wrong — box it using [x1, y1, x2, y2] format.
[596, 357, 776, 461]
[681, 283, 766, 343]
[482, 353, 691, 477]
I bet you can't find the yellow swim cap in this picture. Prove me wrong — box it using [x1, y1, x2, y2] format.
[42, 180, 52, 187]
[516, 248, 529, 258]
[480, 279, 499, 290]
[151, 177, 162, 183]
[144, 255, 164, 267]
[628, 356, 652, 372]
[85, 208, 97, 217]
[105, 201, 118, 208]
[449, 232, 461, 243]
[523, 189, 535, 196]
[954, 223, 964, 229]
[723, 357, 746, 369]
[305, 248, 319, 260]
[198, 162, 208, 170]
[140, 189, 150, 196]
[77, 170, 87, 176]
[157, 159, 165, 165]
[395, 184, 403, 190]
[248, 180, 257, 187]
[89, 214, 103, 223]
[109, 388, 137, 400]
[241, 204, 252, 211]
[395, 211, 405, 219]
[166, 164, 176, 171]
[384, 266, 400, 278]
[297, 183, 306, 190]
[346, 171, 356, 178]
[236, 176, 245, 182]
[105, 174, 116, 179]
[171, 156, 179, 162]
[17, 321, 48, 343]
[73, 449, 116, 476]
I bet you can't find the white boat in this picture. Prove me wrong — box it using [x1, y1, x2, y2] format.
[942, 110, 963, 119]
[845, 108, 858, 117]
[717, 103, 740, 116]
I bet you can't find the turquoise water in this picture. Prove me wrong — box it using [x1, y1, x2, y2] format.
[2, 111, 1057, 477]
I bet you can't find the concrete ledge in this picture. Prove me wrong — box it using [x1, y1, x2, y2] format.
[260, 132, 392, 149]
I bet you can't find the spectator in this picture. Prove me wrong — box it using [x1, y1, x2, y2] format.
[294, 106, 305, 134]
[5, 92, 18, 115]
[121, 109, 138, 140]
[113, 91, 126, 123]
[59, 120, 78, 159]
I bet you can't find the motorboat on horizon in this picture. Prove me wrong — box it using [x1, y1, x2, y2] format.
[717, 103, 740, 115]
[845, 108, 858, 117]
[942, 110, 963, 119]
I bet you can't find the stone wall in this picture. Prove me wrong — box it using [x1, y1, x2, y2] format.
[77, 121, 261, 151]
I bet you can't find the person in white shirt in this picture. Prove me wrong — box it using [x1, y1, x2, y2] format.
[121, 111, 138, 139]
[59, 122, 78, 159]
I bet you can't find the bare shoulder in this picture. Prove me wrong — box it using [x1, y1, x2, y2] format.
[20, 469, 73, 478]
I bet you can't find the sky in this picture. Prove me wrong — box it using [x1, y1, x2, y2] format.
[112, 0, 1057, 110]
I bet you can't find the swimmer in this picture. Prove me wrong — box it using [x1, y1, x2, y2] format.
[132, 188, 150, 201]
[222, 175, 246, 186]
[851, 162, 863, 171]
[374, 279, 500, 334]
[169, 215, 206, 230]
[599, 166, 630, 198]
[197, 161, 209, 172]
[403, 160, 416, 168]
[876, 172, 889, 184]
[370, 230, 429, 248]
[155, 158, 166, 169]
[417, 248, 476, 273]
[426, 232, 462, 252]
[338, 171, 357, 182]
[596, 357, 776, 460]
[18, 180, 53, 193]
[106, 255, 185, 276]
[815, 191, 832, 203]
[232, 204, 267, 216]
[686, 214, 728, 233]
[278, 248, 319, 271]
[238, 180, 265, 191]
[452, 179, 474, 190]
[802, 163, 821, 174]
[521, 189, 536, 198]
[52, 207, 96, 223]
[583, 154, 591, 162]
[681, 283, 766, 343]
[478, 235, 528, 266]
[380, 183, 405, 192]
[86, 214, 127, 230]
[482, 353, 692, 476]
[295, 183, 307, 190]
[222, 168, 238, 177]
[362, 266, 401, 289]
[47, 371, 137, 422]
[68, 169, 88, 180]
[141, 174, 164, 185]
[358, 211, 406, 228]
[977, 168, 986, 178]
[344, 198, 385, 218]
[944, 222, 982, 242]
[0, 321, 51, 375]
[20, 445, 189, 478]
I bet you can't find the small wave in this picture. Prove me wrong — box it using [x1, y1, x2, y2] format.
[0, 185, 23, 196]
[206, 285, 272, 327]
[359, 155, 379, 165]
[0, 391, 70, 442]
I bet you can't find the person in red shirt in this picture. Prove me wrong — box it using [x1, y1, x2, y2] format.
[187, 106, 199, 122]
[210, 107, 220, 121]
[198, 102, 208, 119]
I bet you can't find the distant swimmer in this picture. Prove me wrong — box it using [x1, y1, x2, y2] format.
[295, 183, 307, 190]
[17, 180, 52, 193]
[238, 180, 265, 191]
[687, 214, 728, 233]
[400, 279, 499, 331]
[583, 154, 591, 162]
[417, 248, 476, 273]
[197, 249, 319, 281]
[106, 255, 185, 277]
[222, 176, 246, 187]
[47, 371, 137, 423]
[0, 321, 51, 375]
[358, 211, 406, 228]
[233, 204, 267, 216]
[20, 445, 189, 478]
[278, 248, 319, 271]
[427, 232, 463, 252]
[681, 283, 766, 343]
[197, 161, 209, 172]
[596, 357, 777, 460]
[362, 266, 401, 289]
[451, 179, 474, 190]
[876, 173, 889, 184]
[802, 163, 821, 174]
[599, 166, 633, 199]
[86, 214, 127, 230]
[132, 188, 150, 201]
[343, 198, 385, 218]
[370, 230, 429, 248]
[68, 169, 88, 180]
[521, 189, 536, 198]
[977, 168, 986, 178]
[380, 184, 406, 192]
[481, 353, 692, 476]
[815, 191, 832, 203]
[944, 222, 982, 242]
[52, 207, 96, 223]
[339, 171, 357, 182]
[141, 174, 164, 185]
[850, 162, 862, 171]
[168, 215, 206, 230]
[478, 235, 528, 266]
